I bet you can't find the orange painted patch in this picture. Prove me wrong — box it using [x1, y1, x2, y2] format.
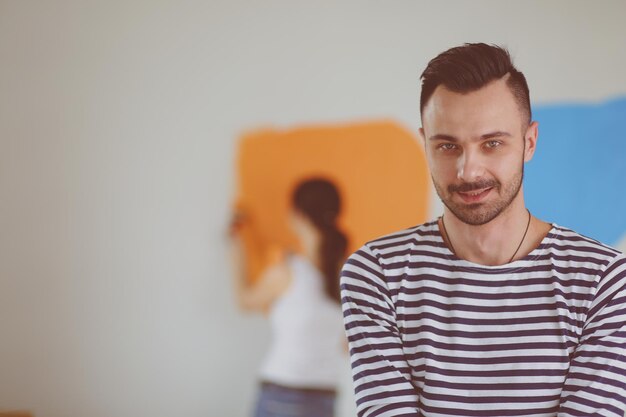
[234, 120, 430, 282]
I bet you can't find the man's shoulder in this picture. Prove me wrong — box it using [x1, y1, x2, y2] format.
[550, 224, 624, 259]
[342, 220, 442, 280]
[361, 220, 441, 255]
[549, 224, 625, 280]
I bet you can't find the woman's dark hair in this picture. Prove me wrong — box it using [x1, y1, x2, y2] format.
[420, 43, 531, 125]
[292, 178, 348, 303]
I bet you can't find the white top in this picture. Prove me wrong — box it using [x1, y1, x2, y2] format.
[259, 254, 345, 389]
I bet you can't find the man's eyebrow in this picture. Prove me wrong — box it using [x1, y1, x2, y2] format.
[481, 131, 512, 140]
[428, 131, 512, 141]
[428, 134, 458, 141]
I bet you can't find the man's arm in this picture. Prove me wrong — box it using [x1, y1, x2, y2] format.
[340, 244, 420, 417]
[558, 255, 626, 417]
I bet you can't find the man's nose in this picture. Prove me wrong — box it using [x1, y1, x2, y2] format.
[456, 149, 486, 181]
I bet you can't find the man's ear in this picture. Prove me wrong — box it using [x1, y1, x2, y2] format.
[418, 127, 426, 145]
[524, 121, 539, 162]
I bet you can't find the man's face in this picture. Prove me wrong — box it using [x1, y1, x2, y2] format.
[420, 77, 538, 226]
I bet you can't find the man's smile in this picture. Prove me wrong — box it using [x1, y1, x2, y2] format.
[457, 187, 493, 203]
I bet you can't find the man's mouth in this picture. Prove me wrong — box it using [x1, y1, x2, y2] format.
[457, 187, 493, 203]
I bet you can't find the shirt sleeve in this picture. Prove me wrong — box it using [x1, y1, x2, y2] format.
[558, 254, 626, 417]
[340, 244, 420, 417]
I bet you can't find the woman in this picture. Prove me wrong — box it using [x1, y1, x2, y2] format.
[230, 178, 348, 417]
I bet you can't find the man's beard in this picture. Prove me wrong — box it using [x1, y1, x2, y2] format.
[433, 165, 524, 226]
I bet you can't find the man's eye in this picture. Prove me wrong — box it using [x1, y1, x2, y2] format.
[438, 143, 457, 151]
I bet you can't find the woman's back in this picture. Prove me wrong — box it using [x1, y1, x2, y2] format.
[259, 254, 345, 389]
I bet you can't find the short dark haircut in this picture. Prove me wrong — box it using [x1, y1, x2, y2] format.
[420, 43, 531, 125]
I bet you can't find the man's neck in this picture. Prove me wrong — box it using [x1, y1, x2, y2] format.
[441, 198, 535, 266]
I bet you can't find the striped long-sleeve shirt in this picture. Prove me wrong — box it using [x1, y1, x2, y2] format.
[340, 221, 626, 417]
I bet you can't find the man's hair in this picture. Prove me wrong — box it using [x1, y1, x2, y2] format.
[420, 43, 531, 125]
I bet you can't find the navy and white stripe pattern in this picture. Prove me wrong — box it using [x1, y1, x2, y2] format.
[340, 221, 626, 417]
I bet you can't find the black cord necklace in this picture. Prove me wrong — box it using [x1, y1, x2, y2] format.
[441, 209, 532, 263]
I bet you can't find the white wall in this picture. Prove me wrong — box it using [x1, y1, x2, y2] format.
[1, 1, 625, 416]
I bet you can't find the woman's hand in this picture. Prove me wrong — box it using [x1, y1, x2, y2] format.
[227, 209, 290, 313]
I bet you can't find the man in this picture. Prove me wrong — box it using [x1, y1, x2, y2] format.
[340, 43, 626, 417]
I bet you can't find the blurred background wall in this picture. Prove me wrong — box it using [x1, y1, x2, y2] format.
[1, 1, 625, 416]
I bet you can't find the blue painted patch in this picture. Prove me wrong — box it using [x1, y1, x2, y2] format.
[525, 96, 626, 246]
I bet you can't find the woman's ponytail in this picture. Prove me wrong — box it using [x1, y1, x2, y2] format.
[319, 225, 348, 303]
[292, 178, 348, 303]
